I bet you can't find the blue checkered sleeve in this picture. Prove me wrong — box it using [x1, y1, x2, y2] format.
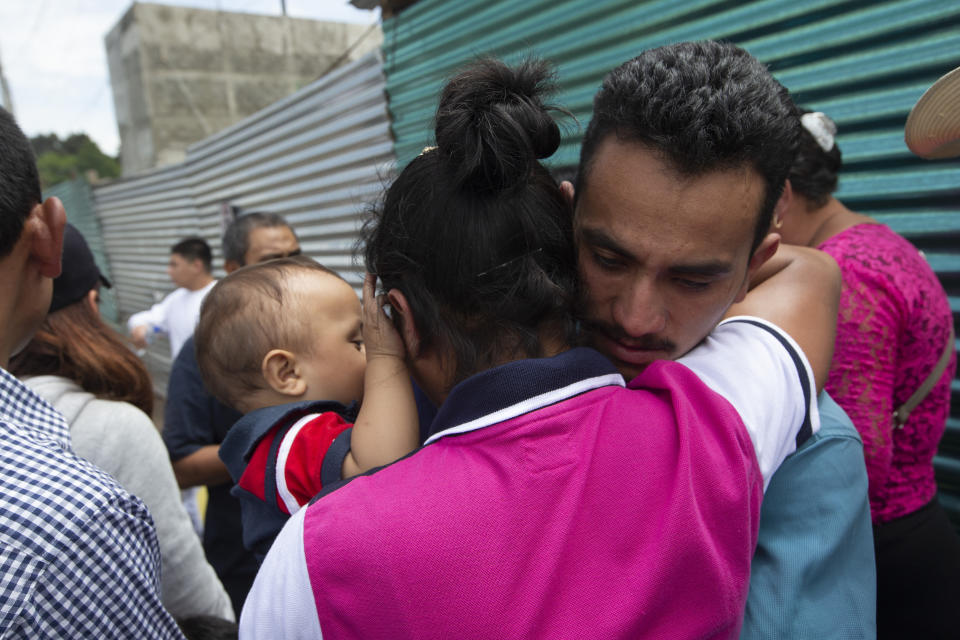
[0, 369, 184, 638]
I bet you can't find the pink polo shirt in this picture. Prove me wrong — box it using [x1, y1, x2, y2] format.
[241, 318, 817, 639]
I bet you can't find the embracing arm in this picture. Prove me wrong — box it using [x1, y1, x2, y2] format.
[726, 244, 840, 393]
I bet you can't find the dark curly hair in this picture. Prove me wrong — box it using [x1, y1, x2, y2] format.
[362, 57, 577, 385]
[788, 110, 842, 210]
[578, 40, 801, 253]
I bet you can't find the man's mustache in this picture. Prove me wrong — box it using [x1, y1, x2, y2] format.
[581, 317, 676, 353]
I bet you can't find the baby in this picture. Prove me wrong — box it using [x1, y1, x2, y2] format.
[195, 255, 417, 557]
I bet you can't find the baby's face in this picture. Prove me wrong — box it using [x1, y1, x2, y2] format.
[294, 272, 366, 406]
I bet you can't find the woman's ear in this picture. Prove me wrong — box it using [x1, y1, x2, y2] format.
[261, 349, 306, 397]
[772, 180, 794, 231]
[85, 289, 99, 313]
[559, 180, 575, 207]
[386, 289, 421, 357]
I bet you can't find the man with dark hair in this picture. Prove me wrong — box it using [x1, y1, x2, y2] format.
[163, 212, 300, 614]
[128, 236, 216, 358]
[0, 108, 185, 637]
[172, 237, 214, 273]
[221, 211, 300, 272]
[570, 41, 875, 637]
[575, 40, 799, 368]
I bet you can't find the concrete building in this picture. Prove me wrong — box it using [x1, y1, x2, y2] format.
[106, 2, 381, 175]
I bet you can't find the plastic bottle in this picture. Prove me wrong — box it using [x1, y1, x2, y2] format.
[135, 325, 162, 357]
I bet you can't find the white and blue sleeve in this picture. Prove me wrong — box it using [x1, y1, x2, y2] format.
[677, 316, 820, 490]
[239, 507, 323, 639]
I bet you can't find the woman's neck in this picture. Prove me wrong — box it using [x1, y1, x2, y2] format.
[419, 322, 573, 407]
[805, 197, 876, 248]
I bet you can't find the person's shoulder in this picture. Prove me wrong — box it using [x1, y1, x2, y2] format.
[239, 507, 323, 638]
[678, 317, 814, 400]
[0, 419, 154, 541]
[22, 375, 91, 421]
[71, 396, 159, 460]
[812, 391, 861, 443]
[168, 336, 202, 387]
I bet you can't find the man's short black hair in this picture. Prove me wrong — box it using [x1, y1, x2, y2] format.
[0, 108, 43, 258]
[578, 40, 801, 252]
[171, 237, 213, 273]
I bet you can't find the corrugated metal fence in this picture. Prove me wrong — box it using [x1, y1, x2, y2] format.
[45, 178, 119, 325]
[380, 0, 960, 522]
[93, 51, 394, 395]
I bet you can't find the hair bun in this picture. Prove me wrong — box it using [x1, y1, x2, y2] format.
[434, 58, 561, 192]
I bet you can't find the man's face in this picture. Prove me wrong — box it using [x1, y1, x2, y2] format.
[576, 138, 765, 381]
[244, 226, 300, 266]
[167, 253, 201, 288]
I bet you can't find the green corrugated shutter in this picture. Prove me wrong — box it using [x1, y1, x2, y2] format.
[383, 0, 960, 525]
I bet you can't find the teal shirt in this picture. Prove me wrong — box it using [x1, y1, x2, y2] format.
[741, 392, 876, 639]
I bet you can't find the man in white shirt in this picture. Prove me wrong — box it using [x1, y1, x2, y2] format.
[128, 237, 216, 358]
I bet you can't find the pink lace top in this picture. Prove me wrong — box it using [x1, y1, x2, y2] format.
[819, 223, 956, 524]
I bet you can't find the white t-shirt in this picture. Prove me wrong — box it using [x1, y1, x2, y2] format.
[127, 280, 216, 358]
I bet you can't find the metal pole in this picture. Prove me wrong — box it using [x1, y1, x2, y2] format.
[280, 0, 287, 16]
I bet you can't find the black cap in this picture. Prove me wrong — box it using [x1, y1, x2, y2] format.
[49, 224, 112, 313]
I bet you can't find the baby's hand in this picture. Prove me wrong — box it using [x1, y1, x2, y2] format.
[362, 273, 406, 361]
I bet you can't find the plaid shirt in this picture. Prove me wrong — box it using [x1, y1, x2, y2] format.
[0, 368, 185, 638]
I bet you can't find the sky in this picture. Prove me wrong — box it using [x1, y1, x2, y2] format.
[0, 0, 380, 156]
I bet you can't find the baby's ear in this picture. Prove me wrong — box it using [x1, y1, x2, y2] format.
[261, 349, 306, 397]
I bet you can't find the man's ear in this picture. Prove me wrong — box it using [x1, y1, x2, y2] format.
[27, 197, 66, 278]
[261, 349, 306, 397]
[386, 288, 421, 358]
[224, 260, 242, 274]
[559, 180, 575, 208]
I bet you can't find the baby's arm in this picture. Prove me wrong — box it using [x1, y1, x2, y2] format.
[341, 274, 419, 477]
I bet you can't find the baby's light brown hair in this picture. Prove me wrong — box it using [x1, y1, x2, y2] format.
[195, 255, 345, 412]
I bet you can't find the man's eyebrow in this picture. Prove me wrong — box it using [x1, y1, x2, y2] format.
[580, 225, 733, 276]
[578, 226, 636, 261]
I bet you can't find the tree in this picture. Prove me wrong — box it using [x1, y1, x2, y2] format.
[30, 133, 120, 189]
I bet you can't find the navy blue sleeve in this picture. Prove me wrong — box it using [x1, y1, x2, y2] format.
[163, 336, 242, 461]
[320, 428, 353, 486]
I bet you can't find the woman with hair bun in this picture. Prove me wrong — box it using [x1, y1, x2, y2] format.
[778, 109, 960, 638]
[241, 59, 840, 639]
